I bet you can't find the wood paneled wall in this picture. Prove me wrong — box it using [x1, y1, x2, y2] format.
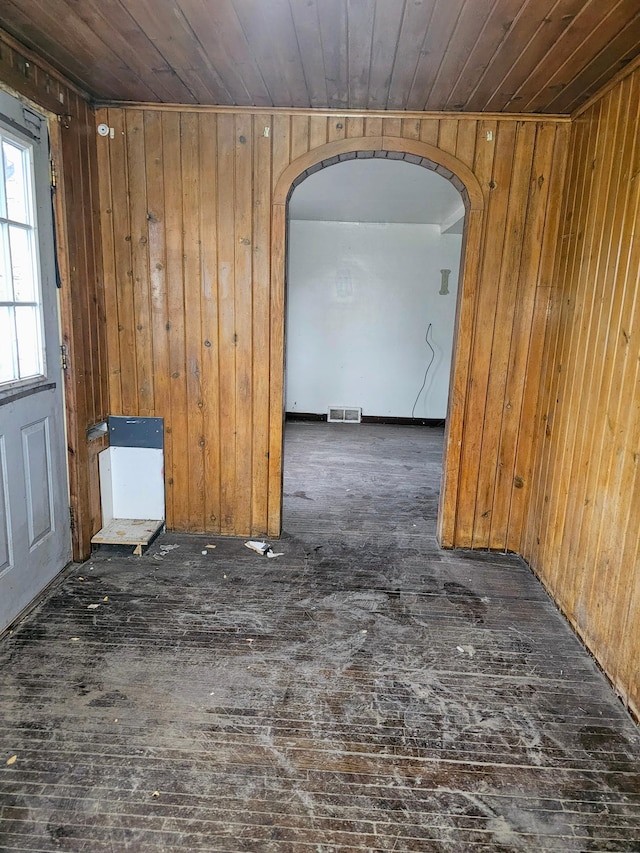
[95, 106, 569, 546]
[523, 67, 640, 718]
[0, 30, 107, 560]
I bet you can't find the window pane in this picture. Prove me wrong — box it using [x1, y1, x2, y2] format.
[3, 141, 29, 224]
[0, 133, 44, 389]
[0, 225, 11, 301]
[9, 225, 36, 302]
[15, 305, 42, 378]
[0, 306, 17, 382]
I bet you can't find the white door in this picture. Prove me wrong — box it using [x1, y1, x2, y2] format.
[0, 90, 71, 631]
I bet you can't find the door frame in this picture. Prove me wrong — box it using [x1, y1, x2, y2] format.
[47, 116, 81, 558]
[269, 136, 486, 547]
[0, 89, 72, 628]
[0, 83, 90, 563]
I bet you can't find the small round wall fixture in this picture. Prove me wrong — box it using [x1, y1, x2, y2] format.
[97, 123, 110, 137]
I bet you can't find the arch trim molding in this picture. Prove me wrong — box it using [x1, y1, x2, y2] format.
[268, 136, 486, 547]
[273, 136, 485, 211]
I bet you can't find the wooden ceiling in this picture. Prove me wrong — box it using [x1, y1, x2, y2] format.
[2, 0, 639, 114]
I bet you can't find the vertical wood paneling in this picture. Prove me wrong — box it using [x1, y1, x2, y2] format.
[455, 122, 511, 546]
[420, 120, 440, 146]
[216, 113, 237, 534]
[234, 113, 254, 535]
[328, 116, 346, 142]
[108, 108, 137, 415]
[59, 94, 90, 435]
[550, 93, 621, 608]
[96, 107, 121, 415]
[524, 66, 640, 718]
[559, 86, 632, 609]
[291, 114, 310, 159]
[473, 122, 537, 548]
[382, 117, 402, 137]
[346, 115, 364, 138]
[437, 118, 459, 155]
[537, 104, 606, 579]
[164, 112, 189, 530]
[251, 116, 272, 535]
[523, 110, 594, 562]
[198, 112, 221, 533]
[182, 111, 205, 532]
[96, 107, 567, 558]
[508, 123, 571, 549]
[494, 122, 559, 548]
[401, 118, 421, 141]
[364, 117, 383, 138]
[0, 33, 106, 560]
[455, 120, 477, 169]
[268, 199, 287, 534]
[309, 114, 328, 148]
[73, 95, 106, 429]
[125, 110, 154, 416]
[86, 105, 109, 427]
[268, 115, 291, 535]
[144, 109, 172, 522]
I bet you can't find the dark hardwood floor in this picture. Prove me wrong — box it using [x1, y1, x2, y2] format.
[1, 422, 639, 851]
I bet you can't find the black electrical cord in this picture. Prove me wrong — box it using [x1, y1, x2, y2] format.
[411, 322, 435, 419]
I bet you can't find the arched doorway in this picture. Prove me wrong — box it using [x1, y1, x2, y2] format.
[285, 156, 463, 423]
[270, 137, 485, 547]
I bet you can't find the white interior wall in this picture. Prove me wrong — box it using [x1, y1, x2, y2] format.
[285, 220, 462, 419]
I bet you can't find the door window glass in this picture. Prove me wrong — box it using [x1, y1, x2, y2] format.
[0, 133, 44, 386]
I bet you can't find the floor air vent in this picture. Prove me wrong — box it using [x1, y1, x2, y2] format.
[328, 406, 362, 423]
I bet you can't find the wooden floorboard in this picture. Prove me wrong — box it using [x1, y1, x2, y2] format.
[1, 423, 639, 851]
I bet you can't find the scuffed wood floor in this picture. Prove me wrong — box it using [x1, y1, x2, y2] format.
[1, 423, 639, 851]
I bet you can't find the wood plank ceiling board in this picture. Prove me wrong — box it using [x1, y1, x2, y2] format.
[1, 0, 638, 113]
[425, 0, 521, 111]
[504, 0, 640, 114]
[545, 11, 640, 114]
[404, 0, 472, 111]
[176, 0, 272, 106]
[231, 0, 307, 107]
[460, 0, 583, 112]
[365, 0, 405, 110]
[43, 0, 197, 103]
[386, 0, 438, 111]
[288, 0, 329, 109]
[121, 0, 236, 104]
[316, 0, 350, 109]
[442, 0, 532, 109]
[0, 0, 153, 101]
[346, 0, 376, 109]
